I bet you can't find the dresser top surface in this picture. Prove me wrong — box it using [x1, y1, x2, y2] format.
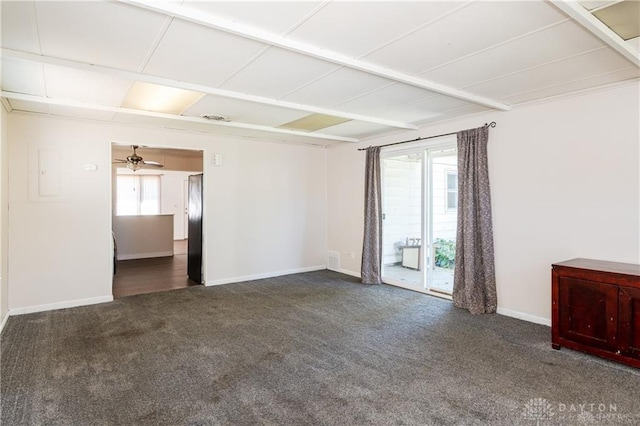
[553, 258, 640, 277]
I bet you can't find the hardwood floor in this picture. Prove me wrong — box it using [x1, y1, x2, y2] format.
[112, 240, 199, 298]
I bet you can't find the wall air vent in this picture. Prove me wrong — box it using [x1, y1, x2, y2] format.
[327, 250, 341, 272]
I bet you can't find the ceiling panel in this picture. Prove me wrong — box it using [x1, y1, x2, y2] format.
[164, 120, 222, 133]
[320, 121, 392, 138]
[111, 113, 172, 128]
[35, 1, 170, 71]
[503, 67, 640, 104]
[8, 99, 49, 114]
[421, 21, 606, 89]
[335, 84, 439, 117]
[365, 0, 568, 75]
[281, 67, 392, 108]
[577, 1, 618, 11]
[1, 1, 40, 53]
[47, 105, 115, 122]
[182, 95, 263, 121]
[200, 123, 335, 147]
[182, 1, 324, 35]
[234, 106, 309, 127]
[2, 59, 45, 96]
[44, 65, 132, 106]
[394, 95, 476, 122]
[287, 1, 463, 57]
[143, 19, 268, 88]
[220, 47, 340, 99]
[413, 104, 490, 127]
[468, 48, 636, 100]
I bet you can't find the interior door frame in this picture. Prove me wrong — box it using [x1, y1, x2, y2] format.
[380, 137, 457, 299]
[109, 142, 208, 288]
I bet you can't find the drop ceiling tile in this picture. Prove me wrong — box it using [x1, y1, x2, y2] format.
[282, 68, 392, 108]
[287, 1, 462, 57]
[468, 48, 637, 100]
[235, 106, 309, 127]
[44, 65, 132, 106]
[321, 121, 390, 138]
[8, 99, 49, 114]
[503, 68, 640, 104]
[205, 125, 334, 146]
[413, 105, 490, 127]
[422, 21, 606, 89]
[336, 84, 438, 117]
[1, 1, 40, 52]
[365, 1, 567, 75]
[111, 113, 172, 128]
[592, 1, 640, 40]
[164, 120, 220, 133]
[220, 47, 339, 99]
[392, 95, 475, 122]
[35, 1, 170, 70]
[2, 59, 45, 96]
[577, 1, 618, 11]
[182, 95, 263, 120]
[144, 19, 268, 87]
[47, 105, 115, 122]
[181, 1, 324, 34]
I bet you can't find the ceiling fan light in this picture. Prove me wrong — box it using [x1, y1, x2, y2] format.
[127, 161, 143, 172]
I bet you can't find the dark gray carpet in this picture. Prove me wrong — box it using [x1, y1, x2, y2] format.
[2, 270, 639, 425]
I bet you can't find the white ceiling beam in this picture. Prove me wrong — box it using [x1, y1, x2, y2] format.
[551, 1, 640, 67]
[1, 91, 359, 143]
[118, 0, 511, 111]
[1, 49, 416, 131]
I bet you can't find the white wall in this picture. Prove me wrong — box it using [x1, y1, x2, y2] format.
[7, 114, 327, 311]
[0, 104, 9, 327]
[327, 82, 640, 324]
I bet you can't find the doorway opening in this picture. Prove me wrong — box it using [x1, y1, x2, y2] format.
[381, 138, 457, 297]
[111, 144, 204, 298]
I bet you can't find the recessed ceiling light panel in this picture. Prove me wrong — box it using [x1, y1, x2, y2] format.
[592, 0, 640, 40]
[122, 82, 204, 115]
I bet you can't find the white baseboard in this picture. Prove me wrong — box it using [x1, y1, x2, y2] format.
[497, 307, 551, 326]
[0, 311, 9, 334]
[206, 265, 327, 286]
[118, 251, 173, 260]
[9, 295, 114, 316]
[336, 268, 361, 278]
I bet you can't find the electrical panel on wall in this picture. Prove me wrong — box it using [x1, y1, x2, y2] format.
[28, 143, 70, 203]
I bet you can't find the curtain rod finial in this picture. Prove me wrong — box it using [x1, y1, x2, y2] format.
[485, 122, 496, 128]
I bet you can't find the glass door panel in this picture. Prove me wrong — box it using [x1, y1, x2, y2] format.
[381, 152, 424, 292]
[426, 151, 457, 295]
[381, 141, 457, 297]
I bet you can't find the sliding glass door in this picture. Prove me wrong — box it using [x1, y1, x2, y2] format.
[381, 140, 458, 296]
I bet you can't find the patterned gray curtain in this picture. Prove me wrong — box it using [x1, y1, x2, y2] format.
[361, 146, 382, 284]
[453, 126, 497, 314]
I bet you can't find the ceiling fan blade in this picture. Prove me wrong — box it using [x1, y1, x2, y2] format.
[142, 161, 164, 168]
[112, 159, 128, 163]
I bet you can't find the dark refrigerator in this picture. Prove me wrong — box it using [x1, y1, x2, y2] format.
[188, 174, 203, 284]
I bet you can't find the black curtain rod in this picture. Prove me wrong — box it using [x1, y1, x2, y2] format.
[357, 121, 497, 151]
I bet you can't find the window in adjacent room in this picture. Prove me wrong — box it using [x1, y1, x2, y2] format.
[116, 174, 160, 215]
[446, 171, 458, 211]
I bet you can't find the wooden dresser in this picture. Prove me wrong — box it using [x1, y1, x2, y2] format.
[552, 258, 640, 368]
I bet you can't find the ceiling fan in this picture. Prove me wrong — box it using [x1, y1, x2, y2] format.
[113, 145, 164, 172]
